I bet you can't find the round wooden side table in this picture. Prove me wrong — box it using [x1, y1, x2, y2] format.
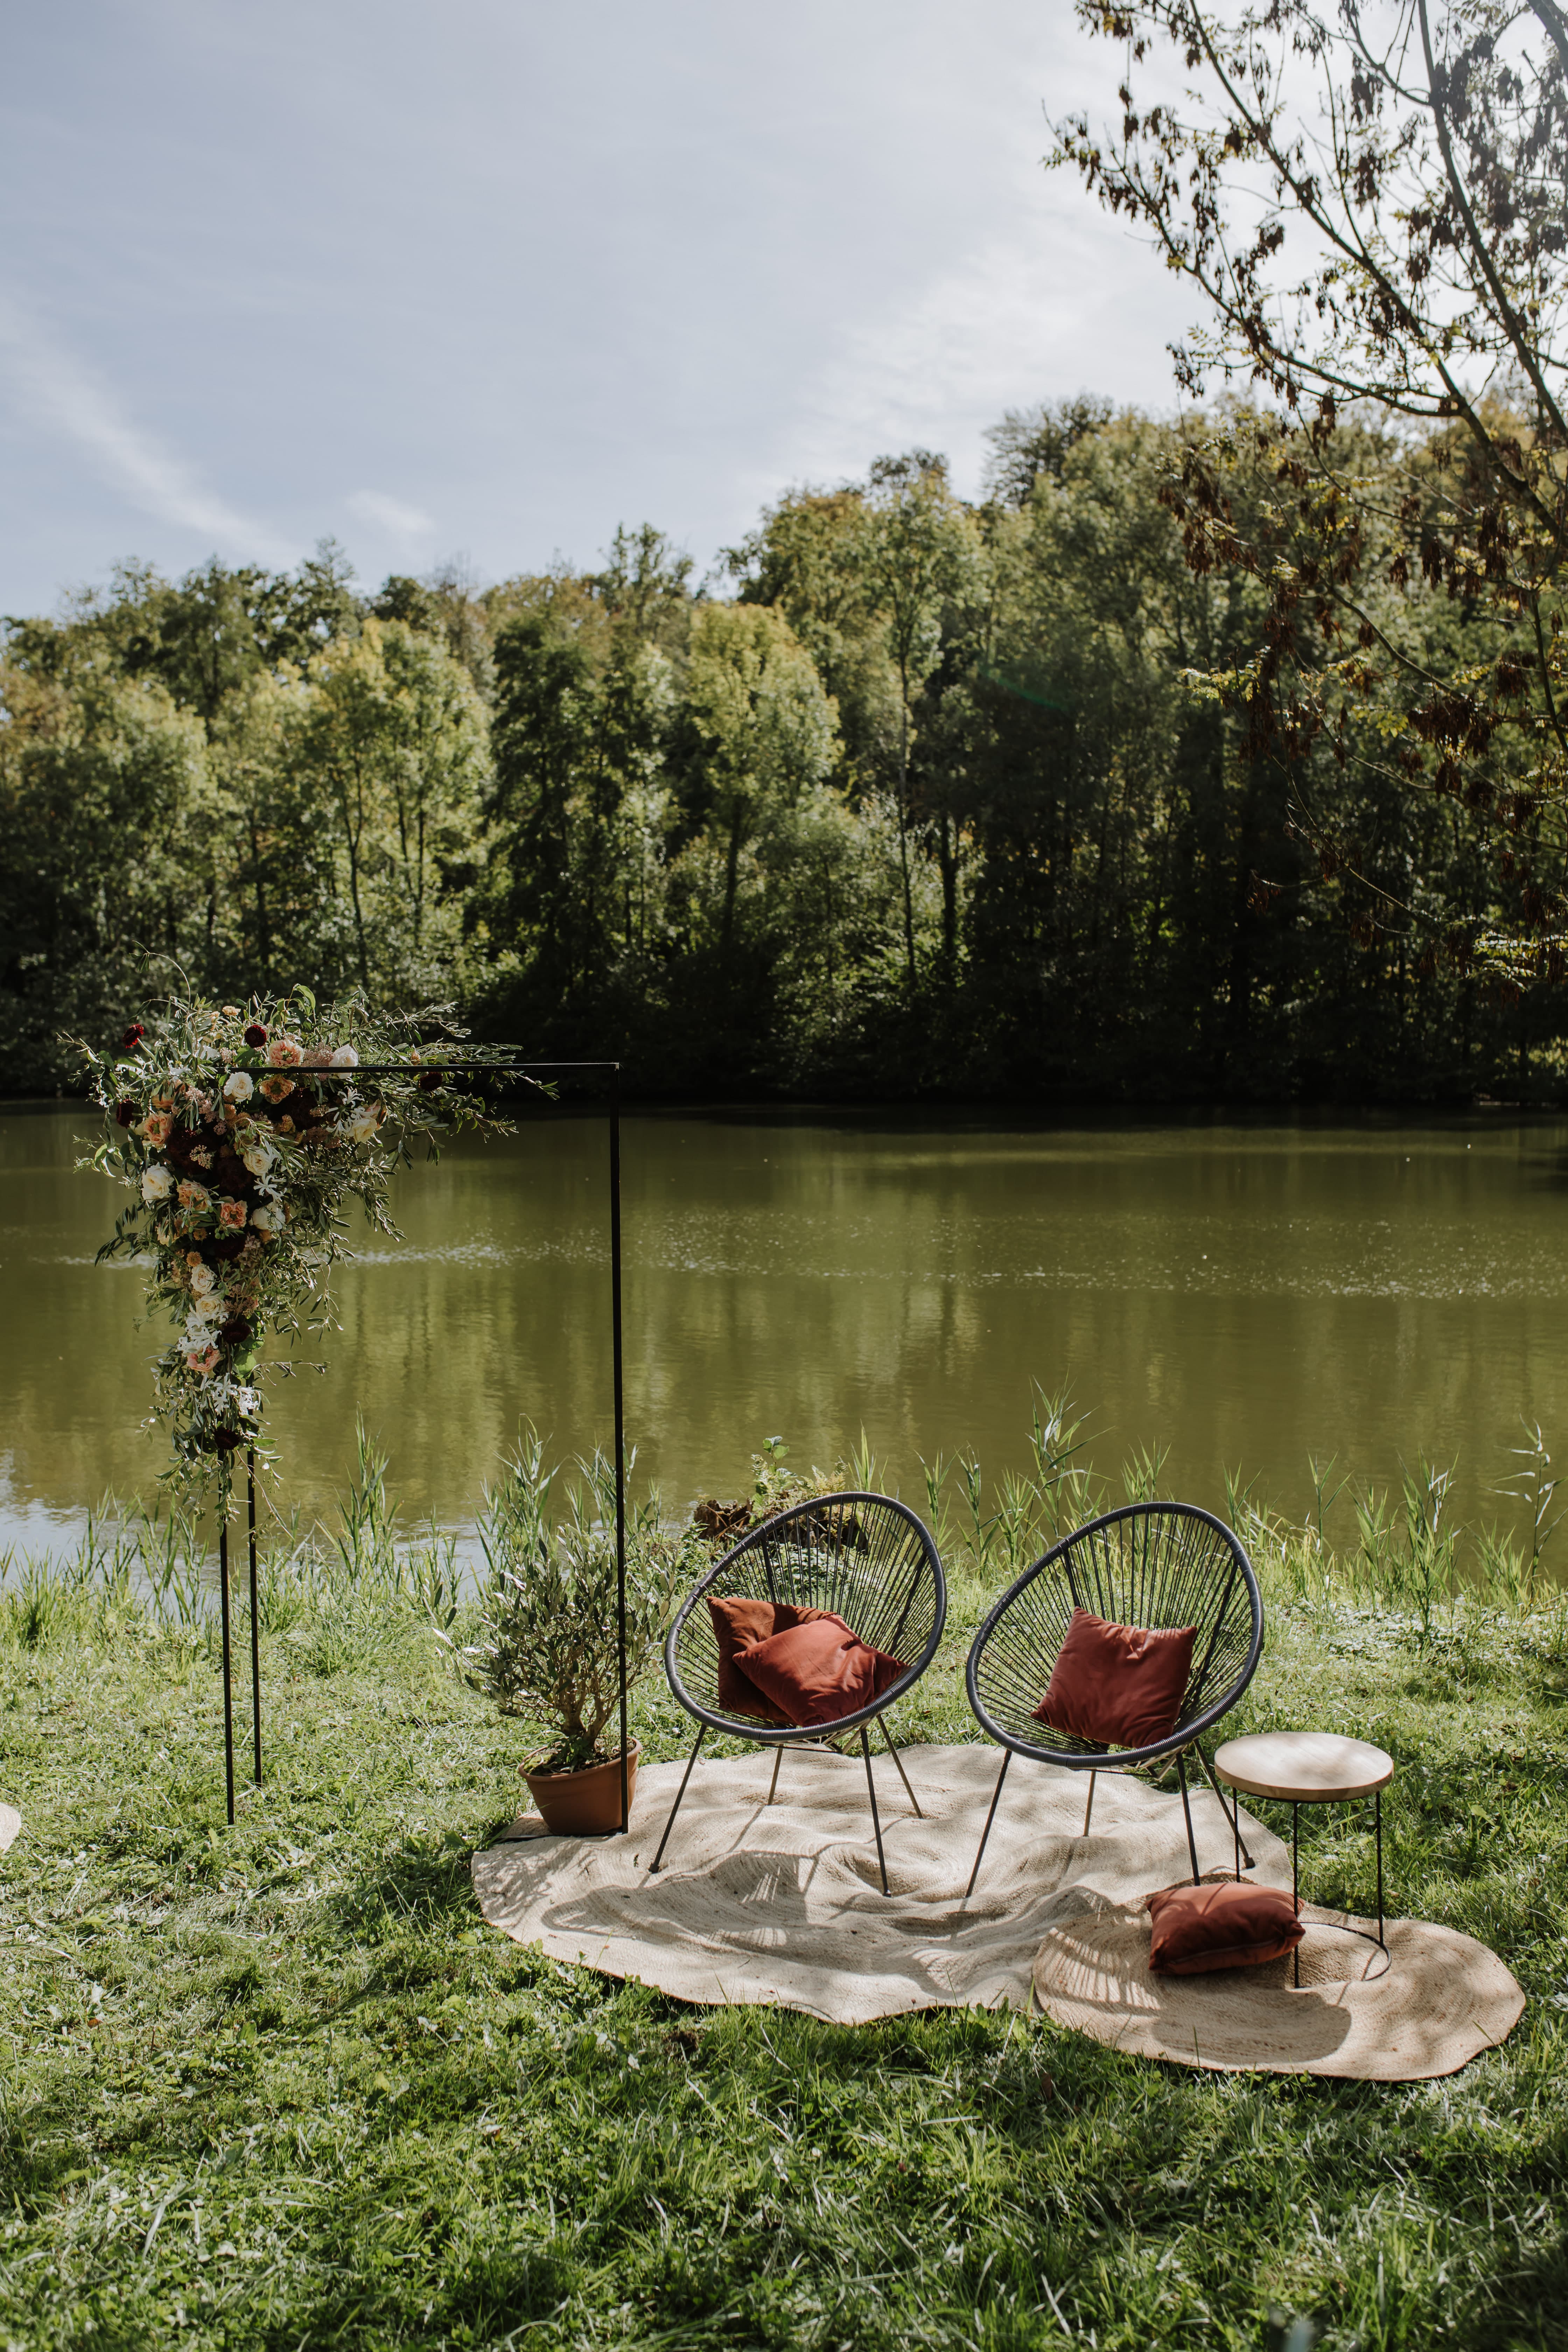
[1213, 1730, 1393, 1983]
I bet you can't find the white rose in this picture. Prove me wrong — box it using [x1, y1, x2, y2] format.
[141, 1166, 173, 1204]
[240, 1139, 274, 1178]
[189, 1264, 216, 1297]
[250, 1202, 286, 1234]
[329, 1044, 358, 1068]
[223, 1071, 254, 1102]
[346, 1107, 381, 1144]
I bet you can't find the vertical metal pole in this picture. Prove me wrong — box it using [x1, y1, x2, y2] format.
[610, 1064, 628, 1834]
[1375, 1786, 1384, 1947]
[219, 1508, 235, 1826]
[247, 1447, 262, 1787]
[1293, 1799, 1300, 1987]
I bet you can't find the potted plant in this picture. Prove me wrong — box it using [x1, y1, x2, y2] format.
[462, 1432, 692, 1835]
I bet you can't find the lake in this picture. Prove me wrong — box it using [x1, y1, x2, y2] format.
[4, 1101, 1567, 1561]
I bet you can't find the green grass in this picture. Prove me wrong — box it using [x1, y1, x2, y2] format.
[2, 1456, 1568, 2350]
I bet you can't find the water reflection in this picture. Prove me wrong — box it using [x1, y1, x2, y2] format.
[3, 1103, 1566, 1556]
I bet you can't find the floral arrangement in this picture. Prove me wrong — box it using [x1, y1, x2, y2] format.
[80, 987, 508, 1497]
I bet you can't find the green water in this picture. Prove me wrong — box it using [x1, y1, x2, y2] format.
[4, 1103, 1566, 1558]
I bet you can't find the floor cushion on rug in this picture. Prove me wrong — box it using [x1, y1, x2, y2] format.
[1147, 1878, 1304, 1973]
[706, 1596, 838, 1718]
[737, 1612, 907, 1727]
[1033, 1608, 1195, 1749]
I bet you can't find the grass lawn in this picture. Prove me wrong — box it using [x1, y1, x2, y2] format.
[2, 1492, 1567, 2351]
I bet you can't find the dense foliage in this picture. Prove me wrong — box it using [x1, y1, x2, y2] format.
[1059, 0, 1568, 1000]
[5, 403, 1566, 1103]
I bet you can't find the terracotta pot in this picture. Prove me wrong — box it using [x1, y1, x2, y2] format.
[522, 1743, 639, 1836]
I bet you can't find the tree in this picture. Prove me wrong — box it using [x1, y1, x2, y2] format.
[292, 618, 485, 1000]
[1058, 0, 1568, 980]
[859, 453, 985, 986]
[679, 604, 840, 958]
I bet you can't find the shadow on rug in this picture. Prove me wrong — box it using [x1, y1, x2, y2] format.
[471, 1741, 1288, 2024]
[1030, 1899, 1523, 2079]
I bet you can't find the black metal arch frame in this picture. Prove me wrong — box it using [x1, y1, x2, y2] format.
[963, 1498, 1265, 1899]
[214, 1056, 631, 1834]
[650, 1488, 947, 1895]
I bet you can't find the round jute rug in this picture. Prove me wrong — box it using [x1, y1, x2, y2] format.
[1031, 1897, 1524, 2079]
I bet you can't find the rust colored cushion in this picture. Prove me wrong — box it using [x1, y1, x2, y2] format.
[736, 1612, 908, 1728]
[706, 1596, 839, 1719]
[1146, 1880, 1304, 1974]
[1032, 1608, 1196, 1750]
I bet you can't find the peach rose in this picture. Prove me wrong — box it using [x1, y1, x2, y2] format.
[267, 1037, 304, 1068]
[218, 1199, 248, 1232]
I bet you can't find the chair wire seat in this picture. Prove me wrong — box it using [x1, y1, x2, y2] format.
[964, 1500, 1264, 1897]
[650, 1490, 947, 1894]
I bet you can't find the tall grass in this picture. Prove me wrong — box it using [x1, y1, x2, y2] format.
[7, 1393, 1568, 1663]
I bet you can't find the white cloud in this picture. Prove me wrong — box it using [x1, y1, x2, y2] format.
[0, 287, 292, 564]
[765, 206, 1195, 503]
[345, 489, 437, 544]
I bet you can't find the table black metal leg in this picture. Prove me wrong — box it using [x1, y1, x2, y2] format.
[1375, 1785, 1384, 1947]
[1292, 1799, 1300, 1988]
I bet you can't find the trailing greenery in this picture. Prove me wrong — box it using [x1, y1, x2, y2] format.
[6, 404, 1567, 1107]
[2, 1420, 1566, 2349]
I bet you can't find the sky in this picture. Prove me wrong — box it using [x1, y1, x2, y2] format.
[0, 0, 1200, 616]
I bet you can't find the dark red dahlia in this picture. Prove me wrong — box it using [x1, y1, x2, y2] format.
[120, 1023, 145, 1050]
[217, 1315, 253, 1352]
[418, 1068, 443, 1091]
[114, 1100, 136, 1127]
[244, 1023, 268, 1048]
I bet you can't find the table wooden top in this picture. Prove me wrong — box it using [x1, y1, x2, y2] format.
[1213, 1730, 1394, 1802]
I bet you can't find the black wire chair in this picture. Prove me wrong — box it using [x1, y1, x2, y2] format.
[650, 1490, 947, 1895]
[964, 1500, 1264, 1899]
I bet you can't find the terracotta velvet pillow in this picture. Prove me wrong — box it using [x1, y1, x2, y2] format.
[706, 1596, 839, 1719]
[1032, 1607, 1195, 1749]
[736, 1611, 907, 1728]
[1146, 1880, 1304, 1974]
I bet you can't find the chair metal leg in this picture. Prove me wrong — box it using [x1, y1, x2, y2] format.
[767, 1743, 784, 1805]
[649, 1724, 706, 1874]
[1081, 1769, 1097, 1836]
[1176, 1749, 1201, 1885]
[878, 1720, 923, 1817]
[860, 1725, 890, 1896]
[965, 1750, 1011, 1900]
[1195, 1743, 1254, 1869]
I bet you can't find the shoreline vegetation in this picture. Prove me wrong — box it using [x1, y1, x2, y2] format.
[2, 1415, 1566, 2346]
[6, 401, 1567, 1115]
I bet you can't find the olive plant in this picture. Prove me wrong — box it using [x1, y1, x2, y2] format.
[463, 1431, 692, 1772]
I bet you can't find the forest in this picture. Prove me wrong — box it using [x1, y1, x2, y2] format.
[2, 398, 1561, 1102]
